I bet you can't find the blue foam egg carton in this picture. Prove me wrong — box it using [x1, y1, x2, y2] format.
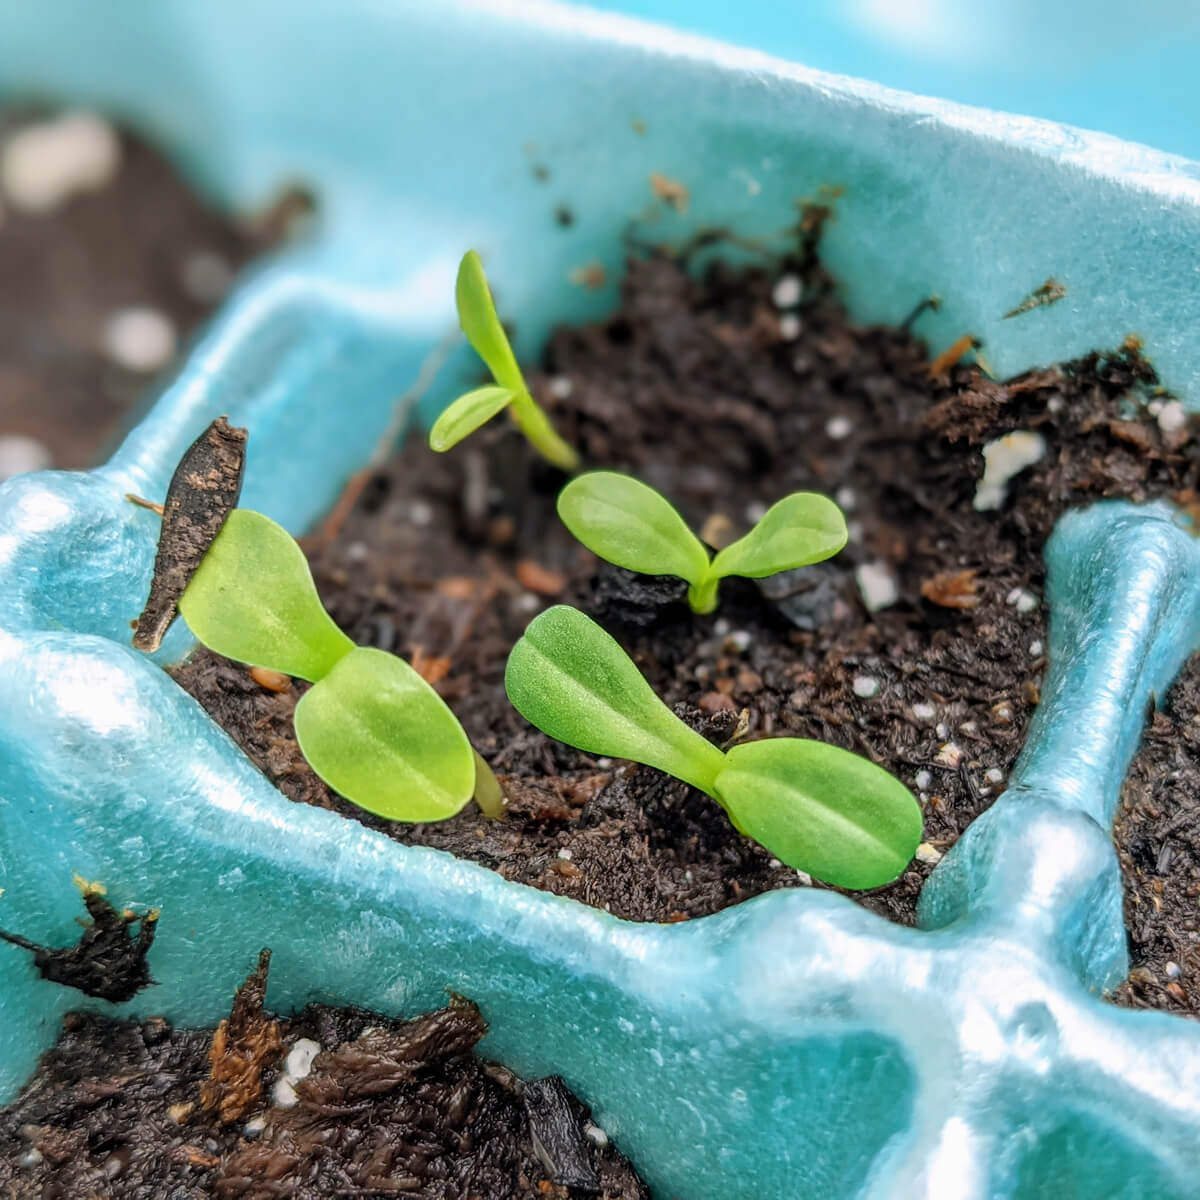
[3, 3, 1200, 1195]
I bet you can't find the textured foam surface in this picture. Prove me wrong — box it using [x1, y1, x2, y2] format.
[3, 3, 1200, 1196]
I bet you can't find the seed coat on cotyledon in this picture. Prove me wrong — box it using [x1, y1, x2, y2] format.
[132, 416, 247, 652]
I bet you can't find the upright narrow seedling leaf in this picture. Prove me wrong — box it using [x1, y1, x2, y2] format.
[710, 493, 847, 581]
[557, 472, 710, 586]
[432, 250, 580, 471]
[179, 510, 354, 682]
[429, 385, 516, 452]
[712, 739, 922, 889]
[456, 249, 525, 394]
[294, 647, 477, 822]
[505, 606, 725, 793]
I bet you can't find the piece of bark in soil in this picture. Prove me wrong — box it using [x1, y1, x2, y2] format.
[0, 885, 158, 1003]
[200, 948, 282, 1124]
[132, 415, 247, 652]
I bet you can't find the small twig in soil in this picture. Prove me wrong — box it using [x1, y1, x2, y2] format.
[132, 415, 247, 652]
[927, 334, 982, 382]
[125, 493, 165, 515]
[900, 294, 941, 331]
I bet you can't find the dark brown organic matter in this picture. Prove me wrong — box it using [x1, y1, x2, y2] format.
[0, 884, 158, 1003]
[133, 415, 247, 652]
[0, 983, 646, 1199]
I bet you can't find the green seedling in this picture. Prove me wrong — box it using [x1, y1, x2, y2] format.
[557, 471, 848, 614]
[177, 509, 503, 822]
[505, 606, 920, 889]
[429, 250, 580, 471]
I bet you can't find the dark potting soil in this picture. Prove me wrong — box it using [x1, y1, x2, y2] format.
[169, 241, 1200, 1018]
[0, 951, 646, 1200]
[0, 107, 289, 470]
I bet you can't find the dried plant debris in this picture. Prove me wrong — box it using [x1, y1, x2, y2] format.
[1003, 277, 1067, 319]
[0, 880, 157, 1003]
[133, 415, 247, 652]
[200, 950, 282, 1125]
[0, 959, 646, 1198]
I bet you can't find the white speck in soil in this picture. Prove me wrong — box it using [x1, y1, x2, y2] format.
[915, 842, 943, 865]
[771, 274, 802, 308]
[985, 767, 1005, 784]
[713, 617, 731, 636]
[856, 561, 899, 612]
[273, 1037, 322, 1109]
[852, 674, 880, 698]
[794, 870, 813, 886]
[345, 541, 368, 562]
[1167, 960, 1182, 980]
[743, 500, 767, 523]
[974, 430, 1047, 511]
[557, 848, 573, 860]
[1030, 639, 1044, 656]
[778, 313, 801, 340]
[102, 307, 176, 373]
[935, 743, 963, 768]
[243, 1114, 267, 1136]
[408, 499, 434, 526]
[835, 485, 856, 511]
[0, 433, 52, 482]
[516, 592, 541, 613]
[960, 720, 978, 735]
[1006, 587, 1039, 614]
[825, 414, 853, 440]
[915, 769, 933, 791]
[1158, 399, 1187, 433]
[727, 629, 752, 653]
[911, 701, 936, 721]
[1, 111, 120, 213]
[584, 1122, 610, 1147]
[936, 723, 949, 739]
[549, 375, 574, 399]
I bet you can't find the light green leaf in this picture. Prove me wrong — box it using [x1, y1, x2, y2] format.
[710, 492, 847, 581]
[429, 385, 515, 452]
[557, 472, 710, 585]
[179, 509, 353, 682]
[713, 738, 921, 889]
[456, 249, 525, 394]
[505, 605, 724, 793]
[295, 647, 476, 822]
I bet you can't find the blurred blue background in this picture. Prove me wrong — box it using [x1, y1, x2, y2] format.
[584, 0, 1200, 160]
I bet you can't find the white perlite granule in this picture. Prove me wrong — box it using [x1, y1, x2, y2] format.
[856, 562, 899, 612]
[102, 307, 176, 373]
[973, 431, 1047, 511]
[771, 274, 802, 308]
[2, 111, 120, 213]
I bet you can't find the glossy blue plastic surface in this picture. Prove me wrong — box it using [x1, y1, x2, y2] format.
[3, 3, 1200, 1196]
